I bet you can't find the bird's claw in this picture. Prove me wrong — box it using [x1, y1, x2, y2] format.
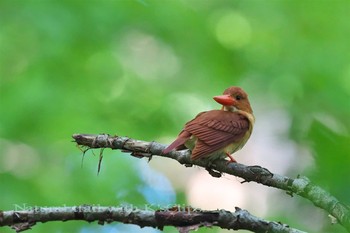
[225, 152, 237, 163]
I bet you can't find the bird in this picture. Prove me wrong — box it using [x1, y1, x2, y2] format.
[162, 86, 254, 162]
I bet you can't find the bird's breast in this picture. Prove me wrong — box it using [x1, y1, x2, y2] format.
[209, 115, 254, 160]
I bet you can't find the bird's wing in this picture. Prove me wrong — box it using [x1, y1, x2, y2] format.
[162, 130, 191, 154]
[184, 110, 249, 159]
[162, 112, 207, 154]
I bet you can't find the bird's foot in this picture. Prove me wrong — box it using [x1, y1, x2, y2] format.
[225, 152, 237, 163]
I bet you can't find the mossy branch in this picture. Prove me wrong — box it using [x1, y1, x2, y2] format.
[71, 133, 350, 232]
[0, 205, 305, 233]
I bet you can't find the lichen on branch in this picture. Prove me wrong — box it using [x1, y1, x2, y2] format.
[72, 133, 350, 232]
[0, 205, 306, 233]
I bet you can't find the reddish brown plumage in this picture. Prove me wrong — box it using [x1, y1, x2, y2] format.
[163, 86, 254, 161]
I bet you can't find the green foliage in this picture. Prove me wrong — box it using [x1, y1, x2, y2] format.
[1, 0, 350, 232]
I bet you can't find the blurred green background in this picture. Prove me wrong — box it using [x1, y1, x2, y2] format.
[1, 0, 350, 232]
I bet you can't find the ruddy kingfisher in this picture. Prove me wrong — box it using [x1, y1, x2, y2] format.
[163, 86, 254, 162]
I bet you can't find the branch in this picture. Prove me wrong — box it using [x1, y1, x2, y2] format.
[72, 133, 350, 232]
[0, 205, 306, 233]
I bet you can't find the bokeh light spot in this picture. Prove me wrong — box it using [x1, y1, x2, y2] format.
[115, 30, 181, 80]
[213, 10, 252, 50]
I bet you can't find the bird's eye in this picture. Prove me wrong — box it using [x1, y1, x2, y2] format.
[235, 95, 242, 100]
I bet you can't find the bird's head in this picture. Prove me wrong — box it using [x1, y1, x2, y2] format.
[213, 86, 253, 114]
